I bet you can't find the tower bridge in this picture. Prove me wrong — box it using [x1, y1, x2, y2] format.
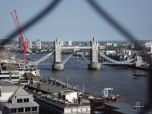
[32, 38, 134, 71]
[52, 38, 101, 71]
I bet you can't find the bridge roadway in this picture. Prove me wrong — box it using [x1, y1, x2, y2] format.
[61, 46, 92, 50]
[102, 62, 134, 66]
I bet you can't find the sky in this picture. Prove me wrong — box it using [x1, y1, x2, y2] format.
[0, 0, 152, 42]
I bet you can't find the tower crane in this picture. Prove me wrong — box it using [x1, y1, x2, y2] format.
[11, 9, 29, 64]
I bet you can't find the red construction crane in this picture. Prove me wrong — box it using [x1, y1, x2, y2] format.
[11, 10, 29, 64]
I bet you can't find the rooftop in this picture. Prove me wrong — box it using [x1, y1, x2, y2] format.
[26, 80, 91, 109]
[9, 86, 30, 102]
[0, 81, 18, 93]
[28, 80, 75, 95]
[0, 81, 13, 86]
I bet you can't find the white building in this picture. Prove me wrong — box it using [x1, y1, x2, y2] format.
[105, 50, 116, 55]
[113, 43, 118, 47]
[0, 81, 39, 114]
[29, 40, 32, 49]
[32, 39, 42, 49]
[36, 39, 42, 49]
[62, 91, 78, 103]
[68, 40, 72, 46]
[135, 56, 145, 67]
[145, 41, 152, 53]
[106, 42, 113, 46]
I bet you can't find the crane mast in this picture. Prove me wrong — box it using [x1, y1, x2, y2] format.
[11, 10, 29, 64]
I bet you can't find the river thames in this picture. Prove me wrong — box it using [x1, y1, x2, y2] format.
[18, 53, 148, 105]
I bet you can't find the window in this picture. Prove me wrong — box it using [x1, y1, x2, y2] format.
[32, 107, 37, 111]
[24, 98, 29, 102]
[11, 108, 16, 113]
[11, 77, 19, 79]
[18, 108, 24, 112]
[17, 99, 22, 103]
[25, 107, 30, 112]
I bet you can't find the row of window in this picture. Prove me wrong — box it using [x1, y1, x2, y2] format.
[0, 77, 19, 79]
[11, 107, 37, 113]
[17, 98, 29, 103]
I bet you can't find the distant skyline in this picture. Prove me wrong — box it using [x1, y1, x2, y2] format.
[0, 0, 152, 42]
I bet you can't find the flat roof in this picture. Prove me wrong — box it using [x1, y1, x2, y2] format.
[0, 81, 13, 86]
[28, 81, 74, 95]
[0, 86, 18, 93]
[26, 81, 91, 109]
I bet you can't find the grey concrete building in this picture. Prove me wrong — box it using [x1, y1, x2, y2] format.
[25, 79, 91, 114]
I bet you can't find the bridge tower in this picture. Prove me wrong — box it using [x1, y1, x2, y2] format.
[52, 38, 64, 71]
[88, 38, 101, 70]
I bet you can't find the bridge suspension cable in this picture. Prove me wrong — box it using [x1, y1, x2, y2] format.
[34, 49, 55, 65]
[62, 54, 73, 64]
[98, 51, 121, 63]
[98, 51, 134, 65]
[81, 55, 90, 64]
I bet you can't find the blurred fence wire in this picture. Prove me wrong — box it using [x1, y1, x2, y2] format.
[0, 0, 151, 113]
[0, 0, 61, 47]
[87, 0, 151, 113]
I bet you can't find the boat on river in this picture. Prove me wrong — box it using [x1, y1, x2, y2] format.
[133, 72, 146, 77]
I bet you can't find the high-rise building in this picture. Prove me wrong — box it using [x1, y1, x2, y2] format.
[68, 40, 72, 46]
[36, 39, 42, 49]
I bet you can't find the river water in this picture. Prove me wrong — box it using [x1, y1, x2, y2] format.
[18, 53, 148, 105]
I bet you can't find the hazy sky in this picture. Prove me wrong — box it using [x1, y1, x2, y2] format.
[0, 0, 152, 42]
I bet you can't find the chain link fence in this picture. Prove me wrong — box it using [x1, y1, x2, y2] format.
[0, 0, 151, 113]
